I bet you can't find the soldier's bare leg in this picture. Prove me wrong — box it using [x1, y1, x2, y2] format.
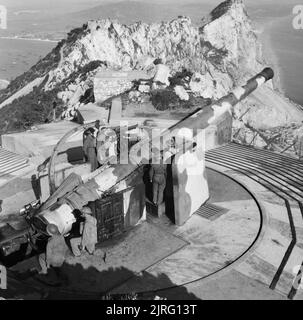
[70, 237, 82, 257]
[157, 182, 166, 205]
[153, 181, 159, 204]
[38, 253, 48, 274]
[86, 243, 95, 255]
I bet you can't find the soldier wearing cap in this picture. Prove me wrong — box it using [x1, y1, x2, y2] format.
[38, 224, 68, 278]
[83, 127, 99, 172]
[70, 206, 98, 256]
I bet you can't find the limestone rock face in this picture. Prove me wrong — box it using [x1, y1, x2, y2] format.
[174, 85, 189, 101]
[0, 0, 302, 144]
[201, 0, 264, 84]
[94, 78, 133, 103]
[189, 73, 216, 99]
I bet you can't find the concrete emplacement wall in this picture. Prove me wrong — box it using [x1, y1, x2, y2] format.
[46, 110, 231, 230]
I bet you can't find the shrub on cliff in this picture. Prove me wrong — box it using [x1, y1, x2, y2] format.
[150, 89, 180, 110]
[169, 69, 193, 86]
[0, 88, 63, 134]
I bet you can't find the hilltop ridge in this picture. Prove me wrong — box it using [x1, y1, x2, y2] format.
[0, 0, 302, 155]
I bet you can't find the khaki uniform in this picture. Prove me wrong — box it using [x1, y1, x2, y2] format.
[149, 164, 167, 205]
[81, 214, 98, 254]
[83, 135, 98, 172]
[39, 234, 68, 273]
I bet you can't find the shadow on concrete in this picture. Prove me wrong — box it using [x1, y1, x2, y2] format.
[143, 165, 153, 202]
[37, 146, 84, 170]
[62, 146, 84, 164]
[3, 263, 200, 300]
[124, 183, 146, 228]
[165, 163, 175, 224]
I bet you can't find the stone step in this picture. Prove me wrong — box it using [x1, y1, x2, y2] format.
[0, 147, 29, 177]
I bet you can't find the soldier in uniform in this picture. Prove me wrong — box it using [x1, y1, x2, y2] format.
[70, 207, 98, 256]
[83, 128, 99, 172]
[38, 224, 68, 283]
[81, 206, 98, 255]
[149, 148, 167, 205]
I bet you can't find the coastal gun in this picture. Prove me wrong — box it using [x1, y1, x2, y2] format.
[0, 68, 274, 257]
[32, 67, 274, 234]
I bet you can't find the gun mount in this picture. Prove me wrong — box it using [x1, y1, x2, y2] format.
[0, 68, 274, 258]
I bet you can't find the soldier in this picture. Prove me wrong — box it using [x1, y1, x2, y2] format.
[81, 206, 98, 255]
[97, 128, 118, 166]
[164, 136, 178, 164]
[38, 224, 68, 280]
[52, 101, 57, 122]
[149, 149, 167, 205]
[93, 120, 101, 138]
[83, 127, 99, 172]
[69, 209, 85, 257]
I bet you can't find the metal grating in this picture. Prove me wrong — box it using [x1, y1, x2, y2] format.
[195, 203, 229, 221]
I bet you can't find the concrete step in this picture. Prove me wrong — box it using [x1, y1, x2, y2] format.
[206, 146, 303, 202]
[206, 143, 303, 300]
[0, 147, 29, 177]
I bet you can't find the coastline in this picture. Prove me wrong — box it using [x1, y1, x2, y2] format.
[0, 36, 59, 43]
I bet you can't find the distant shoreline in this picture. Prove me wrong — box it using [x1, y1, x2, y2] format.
[0, 36, 59, 43]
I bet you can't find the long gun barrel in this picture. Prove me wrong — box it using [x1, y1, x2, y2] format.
[129, 67, 275, 165]
[34, 68, 274, 234]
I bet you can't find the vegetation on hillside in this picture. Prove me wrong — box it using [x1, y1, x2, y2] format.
[0, 60, 103, 135]
[150, 88, 211, 111]
[210, 0, 233, 21]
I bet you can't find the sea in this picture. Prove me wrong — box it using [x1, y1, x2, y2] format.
[269, 14, 303, 106]
[0, 37, 57, 81]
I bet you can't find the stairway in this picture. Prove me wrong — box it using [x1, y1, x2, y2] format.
[206, 143, 303, 299]
[0, 147, 29, 177]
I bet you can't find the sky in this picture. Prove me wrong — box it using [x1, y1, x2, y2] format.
[0, 0, 297, 5]
[0, 0, 299, 14]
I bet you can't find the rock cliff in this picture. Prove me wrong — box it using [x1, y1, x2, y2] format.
[0, 0, 302, 155]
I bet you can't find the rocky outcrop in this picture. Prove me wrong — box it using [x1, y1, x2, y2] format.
[201, 0, 264, 84]
[0, 0, 302, 146]
[0, 1, 259, 109]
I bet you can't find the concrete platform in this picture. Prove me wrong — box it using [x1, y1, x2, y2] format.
[110, 169, 261, 295]
[1, 143, 303, 300]
[1, 121, 81, 159]
[204, 143, 303, 300]
[2, 168, 264, 300]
